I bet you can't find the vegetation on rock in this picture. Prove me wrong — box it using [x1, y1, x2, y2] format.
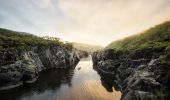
[93, 21, 170, 100]
[0, 28, 73, 51]
[0, 28, 77, 66]
[106, 21, 170, 51]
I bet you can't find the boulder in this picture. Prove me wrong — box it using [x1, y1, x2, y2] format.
[92, 48, 170, 99]
[0, 45, 82, 90]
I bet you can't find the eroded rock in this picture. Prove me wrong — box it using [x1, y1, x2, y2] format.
[0, 45, 85, 90]
[92, 49, 170, 100]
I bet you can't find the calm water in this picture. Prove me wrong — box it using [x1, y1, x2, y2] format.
[0, 56, 121, 100]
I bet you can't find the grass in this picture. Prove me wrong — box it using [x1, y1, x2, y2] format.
[0, 28, 73, 51]
[27, 64, 36, 72]
[0, 28, 75, 66]
[105, 21, 170, 51]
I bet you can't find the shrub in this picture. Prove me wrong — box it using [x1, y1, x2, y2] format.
[0, 28, 73, 51]
[105, 21, 170, 51]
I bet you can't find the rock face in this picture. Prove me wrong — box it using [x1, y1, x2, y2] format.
[92, 48, 170, 100]
[0, 45, 84, 90]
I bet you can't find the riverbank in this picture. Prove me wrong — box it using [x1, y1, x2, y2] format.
[0, 56, 121, 100]
[0, 28, 88, 90]
[92, 48, 170, 99]
[92, 22, 170, 100]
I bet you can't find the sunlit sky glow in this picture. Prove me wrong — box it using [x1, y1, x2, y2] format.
[0, 0, 170, 46]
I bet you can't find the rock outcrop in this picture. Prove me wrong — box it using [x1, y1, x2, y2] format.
[92, 48, 170, 100]
[0, 45, 84, 90]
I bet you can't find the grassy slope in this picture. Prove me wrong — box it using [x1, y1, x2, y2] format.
[0, 28, 72, 51]
[72, 42, 103, 53]
[105, 21, 170, 51]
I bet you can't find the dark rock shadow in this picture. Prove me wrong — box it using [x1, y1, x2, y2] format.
[0, 68, 75, 100]
[93, 65, 121, 93]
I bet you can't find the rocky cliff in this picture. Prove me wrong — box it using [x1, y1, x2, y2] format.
[92, 48, 170, 100]
[0, 46, 81, 90]
[92, 22, 170, 100]
[0, 28, 87, 90]
[0, 45, 83, 90]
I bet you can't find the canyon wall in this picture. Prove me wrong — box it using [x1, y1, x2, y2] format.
[0, 45, 85, 90]
[92, 48, 170, 100]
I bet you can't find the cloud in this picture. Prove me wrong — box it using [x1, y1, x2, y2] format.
[0, 0, 170, 46]
[57, 0, 170, 45]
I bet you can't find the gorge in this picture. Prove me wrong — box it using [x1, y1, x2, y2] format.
[92, 22, 170, 100]
[0, 21, 170, 100]
[0, 28, 88, 90]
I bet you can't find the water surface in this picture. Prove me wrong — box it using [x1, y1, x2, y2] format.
[0, 56, 121, 100]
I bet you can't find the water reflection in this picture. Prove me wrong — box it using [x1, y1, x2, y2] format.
[0, 56, 121, 100]
[100, 76, 121, 92]
[0, 69, 74, 100]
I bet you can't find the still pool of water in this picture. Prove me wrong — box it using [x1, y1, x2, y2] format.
[0, 56, 121, 100]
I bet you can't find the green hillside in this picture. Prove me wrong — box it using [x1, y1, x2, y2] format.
[105, 21, 170, 51]
[0, 28, 73, 51]
[72, 42, 103, 53]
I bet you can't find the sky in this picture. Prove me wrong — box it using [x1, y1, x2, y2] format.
[0, 0, 170, 46]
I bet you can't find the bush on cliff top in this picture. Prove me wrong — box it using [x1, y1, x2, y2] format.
[105, 21, 170, 51]
[0, 28, 72, 51]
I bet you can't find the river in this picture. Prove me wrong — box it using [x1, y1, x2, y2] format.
[0, 56, 121, 100]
